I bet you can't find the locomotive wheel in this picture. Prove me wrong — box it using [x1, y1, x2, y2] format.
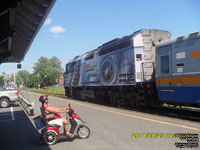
[130, 92, 140, 108]
[43, 131, 58, 145]
[77, 125, 90, 139]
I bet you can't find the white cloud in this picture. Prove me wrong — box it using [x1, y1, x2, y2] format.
[44, 18, 52, 25]
[50, 26, 66, 34]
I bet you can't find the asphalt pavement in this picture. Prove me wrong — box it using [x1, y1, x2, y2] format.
[0, 90, 199, 150]
[0, 103, 52, 150]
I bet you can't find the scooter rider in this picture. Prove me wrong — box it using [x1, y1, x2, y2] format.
[39, 94, 74, 138]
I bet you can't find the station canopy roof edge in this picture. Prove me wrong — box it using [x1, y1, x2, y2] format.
[0, 0, 56, 64]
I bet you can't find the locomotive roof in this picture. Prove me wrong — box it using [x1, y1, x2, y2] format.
[100, 30, 139, 48]
[156, 31, 200, 48]
[67, 29, 170, 64]
[68, 48, 99, 63]
[98, 29, 169, 55]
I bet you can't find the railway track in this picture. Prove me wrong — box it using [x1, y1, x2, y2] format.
[29, 89, 200, 123]
[155, 106, 200, 122]
[133, 105, 200, 123]
[69, 96, 200, 123]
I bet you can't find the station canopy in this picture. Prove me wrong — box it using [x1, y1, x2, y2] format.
[0, 0, 56, 63]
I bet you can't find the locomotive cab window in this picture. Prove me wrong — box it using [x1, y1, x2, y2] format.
[161, 55, 169, 74]
[66, 64, 70, 73]
[85, 53, 94, 60]
[136, 54, 142, 61]
[69, 62, 75, 73]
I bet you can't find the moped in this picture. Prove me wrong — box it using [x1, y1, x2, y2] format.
[34, 103, 90, 145]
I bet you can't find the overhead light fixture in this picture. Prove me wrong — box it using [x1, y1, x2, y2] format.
[17, 63, 21, 69]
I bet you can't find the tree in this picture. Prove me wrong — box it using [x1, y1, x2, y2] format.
[16, 70, 30, 87]
[0, 76, 4, 87]
[9, 74, 14, 82]
[33, 57, 50, 74]
[27, 74, 37, 88]
[33, 56, 63, 87]
[50, 56, 64, 74]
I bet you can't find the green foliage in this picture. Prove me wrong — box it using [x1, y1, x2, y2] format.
[27, 74, 37, 88]
[0, 75, 4, 87]
[2, 56, 63, 88]
[50, 56, 64, 73]
[33, 56, 63, 87]
[16, 70, 30, 87]
[9, 73, 14, 82]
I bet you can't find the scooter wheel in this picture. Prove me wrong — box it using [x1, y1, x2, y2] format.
[43, 130, 58, 145]
[77, 125, 90, 139]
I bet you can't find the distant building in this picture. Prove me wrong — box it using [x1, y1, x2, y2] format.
[58, 76, 64, 85]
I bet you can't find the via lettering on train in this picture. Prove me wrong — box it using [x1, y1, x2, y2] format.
[191, 50, 200, 58]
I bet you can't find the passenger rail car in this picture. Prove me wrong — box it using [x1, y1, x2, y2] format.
[156, 31, 200, 107]
[64, 29, 171, 107]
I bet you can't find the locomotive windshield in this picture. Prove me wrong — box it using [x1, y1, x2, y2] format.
[66, 62, 76, 73]
[66, 64, 70, 73]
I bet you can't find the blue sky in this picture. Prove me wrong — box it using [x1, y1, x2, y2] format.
[0, 0, 200, 75]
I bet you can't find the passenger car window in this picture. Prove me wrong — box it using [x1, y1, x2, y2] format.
[161, 55, 169, 74]
[176, 63, 184, 67]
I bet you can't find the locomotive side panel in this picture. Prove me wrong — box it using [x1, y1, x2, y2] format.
[80, 36, 136, 86]
[64, 29, 172, 107]
[97, 47, 135, 86]
[81, 51, 99, 85]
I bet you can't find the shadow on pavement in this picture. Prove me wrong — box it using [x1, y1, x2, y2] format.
[0, 106, 52, 150]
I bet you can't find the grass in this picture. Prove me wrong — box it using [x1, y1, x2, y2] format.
[21, 87, 66, 98]
[163, 103, 200, 110]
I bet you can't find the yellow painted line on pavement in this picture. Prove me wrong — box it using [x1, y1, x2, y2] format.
[57, 98, 200, 131]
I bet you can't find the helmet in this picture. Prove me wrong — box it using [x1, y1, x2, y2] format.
[39, 94, 48, 103]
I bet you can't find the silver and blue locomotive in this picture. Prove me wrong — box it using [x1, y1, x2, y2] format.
[64, 29, 200, 108]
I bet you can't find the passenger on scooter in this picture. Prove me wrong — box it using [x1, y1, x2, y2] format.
[39, 94, 74, 138]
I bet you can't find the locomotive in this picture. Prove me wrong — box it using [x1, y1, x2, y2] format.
[64, 29, 200, 108]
